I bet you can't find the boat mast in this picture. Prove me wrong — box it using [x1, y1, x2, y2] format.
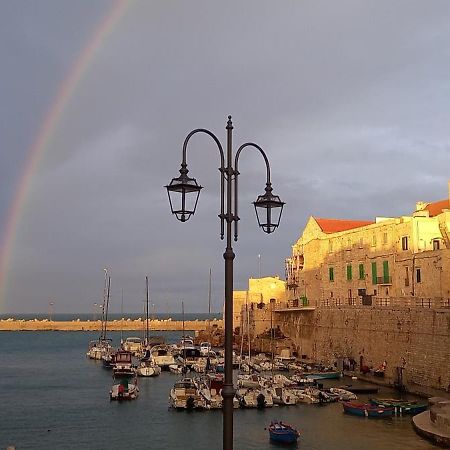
[104, 276, 111, 341]
[120, 288, 124, 345]
[207, 268, 212, 333]
[182, 300, 186, 373]
[100, 268, 108, 341]
[246, 291, 251, 361]
[145, 276, 150, 346]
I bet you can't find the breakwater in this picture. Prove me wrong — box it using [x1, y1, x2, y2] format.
[0, 318, 223, 331]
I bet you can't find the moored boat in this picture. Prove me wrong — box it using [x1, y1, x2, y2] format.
[268, 420, 299, 444]
[110, 377, 139, 401]
[369, 398, 427, 415]
[343, 401, 394, 418]
[169, 377, 208, 410]
[112, 350, 136, 378]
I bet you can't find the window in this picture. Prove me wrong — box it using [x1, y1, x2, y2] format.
[383, 260, 390, 283]
[372, 235, 377, 246]
[383, 232, 388, 244]
[359, 237, 364, 248]
[433, 239, 440, 250]
[402, 236, 408, 251]
[359, 264, 365, 280]
[405, 266, 410, 287]
[371, 262, 377, 285]
[328, 241, 333, 253]
[416, 268, 421, 283]
[347, 265, 352, 281]
[329, 267, 334, 282]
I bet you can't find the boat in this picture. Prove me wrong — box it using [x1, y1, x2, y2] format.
[112, 350, 136, 378]
[151, 344, 176, 370]
[268, 421, 299, 444]
[342, 401, 394, 418]
[304, 370, 342, 380]
[369, 398, 427, 415]
[110, 377, 139, 401]
[199, 341, 211, 356]
[339, 384, 379, 394]
[136, 277, 161, 377]
[87, 270, 112, 360]
[169, 377, 208, 410]
[328, 387, 357, 401]
[122, 337, 143, 355]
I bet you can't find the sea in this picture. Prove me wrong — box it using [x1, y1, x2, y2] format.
[0, 314, 436, 450]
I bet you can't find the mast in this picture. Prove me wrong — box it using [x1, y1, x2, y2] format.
[208, 268, 212, 333]
[270, 304, 274, 377]
[104, 276, 111, 341]
[100, 268, 108, 341]
[246, 291, 251, 360]
[146, 276, 150, 346]
[120, 288, 124, 345]
[182, 300, 186, 373]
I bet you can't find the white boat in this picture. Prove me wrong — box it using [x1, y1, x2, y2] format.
[169, 378, 208, 410]
[122, 337, 143, 355]
[329, 387, 357, 401]
[136, 349, 161, 377]
[112, 350, 136, 378]
[199, 342, 211, 356]
[151, 344, 176, 370]
[269, 386, 298, 405]
[237, 373, 262, 389]
[110, 378, 139, 401]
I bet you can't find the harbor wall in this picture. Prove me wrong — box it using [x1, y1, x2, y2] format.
[272, 306, 450, 395]
[0, 318, 222, 332]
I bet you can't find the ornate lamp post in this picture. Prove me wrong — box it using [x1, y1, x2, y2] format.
[166, 116, 284, 450]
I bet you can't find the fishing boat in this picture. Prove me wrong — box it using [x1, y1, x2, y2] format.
[268, 421, 299, 444]
[110, 377, 139, 401]
[112, 350, 136, 378]
[369, 398, 427, 415]
[342, 401, 394, 418]
[304, 370, 342, 380]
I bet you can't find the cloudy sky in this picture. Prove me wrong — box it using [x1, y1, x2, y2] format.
[1, 0, 449, 314]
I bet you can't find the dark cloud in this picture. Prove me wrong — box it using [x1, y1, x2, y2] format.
[1, 1, 450, 313]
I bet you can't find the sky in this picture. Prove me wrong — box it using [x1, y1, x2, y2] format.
[1, 0, 449, 314]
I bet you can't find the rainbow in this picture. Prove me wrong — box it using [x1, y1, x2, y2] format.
[0, 0, 132, 310]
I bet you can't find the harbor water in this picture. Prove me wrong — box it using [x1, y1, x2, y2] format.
[0, 330, 436, 450]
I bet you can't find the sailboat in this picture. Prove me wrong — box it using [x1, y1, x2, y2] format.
[136, 276, 161, 377]
[87, 269, 112, 360]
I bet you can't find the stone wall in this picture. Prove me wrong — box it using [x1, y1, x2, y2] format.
[275, 306, 450, 394]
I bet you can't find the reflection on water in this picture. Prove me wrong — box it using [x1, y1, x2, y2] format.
[0, 331, 436, 450]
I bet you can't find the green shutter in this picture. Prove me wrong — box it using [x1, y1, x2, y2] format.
[347, 265, 352, 280]
[383, 260, 389, 283]
[371, 262, 377, 284]
[359, 264, 365, 280]
[329, 267, 334, 281]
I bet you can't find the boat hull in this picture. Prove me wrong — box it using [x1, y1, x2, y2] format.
[343, 401, 394, 418]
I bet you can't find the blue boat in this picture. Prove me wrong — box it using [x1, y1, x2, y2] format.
[304, 370, 341, 380]
[343, 401, 394, 418]
[268, 420, 299, 444]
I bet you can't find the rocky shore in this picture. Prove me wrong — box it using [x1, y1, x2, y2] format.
[0, 318, 223, 332]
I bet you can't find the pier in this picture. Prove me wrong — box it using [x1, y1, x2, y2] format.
[0, 318, 223, 332]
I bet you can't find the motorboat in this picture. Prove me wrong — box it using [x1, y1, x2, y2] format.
[151, 345, 176, 370]
[112, 350, 136, 378]
[169, 378, 208, 410]
[342, 401, 394, 418]
[110, 378, 139, 401]
[122, 337, 143, 355]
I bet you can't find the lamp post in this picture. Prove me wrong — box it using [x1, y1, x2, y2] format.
[166, 116, 284, 450]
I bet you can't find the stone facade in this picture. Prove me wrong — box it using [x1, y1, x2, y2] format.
[285, 184, 450, 308]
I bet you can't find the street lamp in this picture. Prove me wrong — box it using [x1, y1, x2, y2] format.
[165, 116, 284, 450]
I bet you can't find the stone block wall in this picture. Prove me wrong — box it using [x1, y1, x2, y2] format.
[275, 306, 450, 393]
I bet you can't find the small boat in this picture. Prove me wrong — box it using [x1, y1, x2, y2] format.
[369, 398, 427, 415]
[151, 344, 176, 370]
[328, 387, 357, 401]
[342, 401, 394, 418]
[136, 349, 161, 377]
[304, 370, 342, 380]
[112, 350, 136, 378]
[199, 342, 211, 356]
[339, 384, 379, 394]
[110, 378, 139, 401]
[268, 421, 299, 444]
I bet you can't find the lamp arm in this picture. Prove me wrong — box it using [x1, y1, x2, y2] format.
[233, 143, 272, 240]
[181, 128, 226, 239]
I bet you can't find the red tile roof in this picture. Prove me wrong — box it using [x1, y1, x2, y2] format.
[314, 217, 374, 234]
[425, 199, 449, 217]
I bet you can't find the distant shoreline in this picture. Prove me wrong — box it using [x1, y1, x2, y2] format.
[0, 318, 223, 331]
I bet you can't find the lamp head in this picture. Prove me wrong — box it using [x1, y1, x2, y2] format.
[165, 163, 202, 222]
[253, 183, 285, 233]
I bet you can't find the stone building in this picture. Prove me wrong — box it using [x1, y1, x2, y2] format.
[285, 182, 450, 308]
[233, 276, 286, 332]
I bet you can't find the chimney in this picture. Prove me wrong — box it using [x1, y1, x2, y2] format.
[415, 201, 427, 211]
